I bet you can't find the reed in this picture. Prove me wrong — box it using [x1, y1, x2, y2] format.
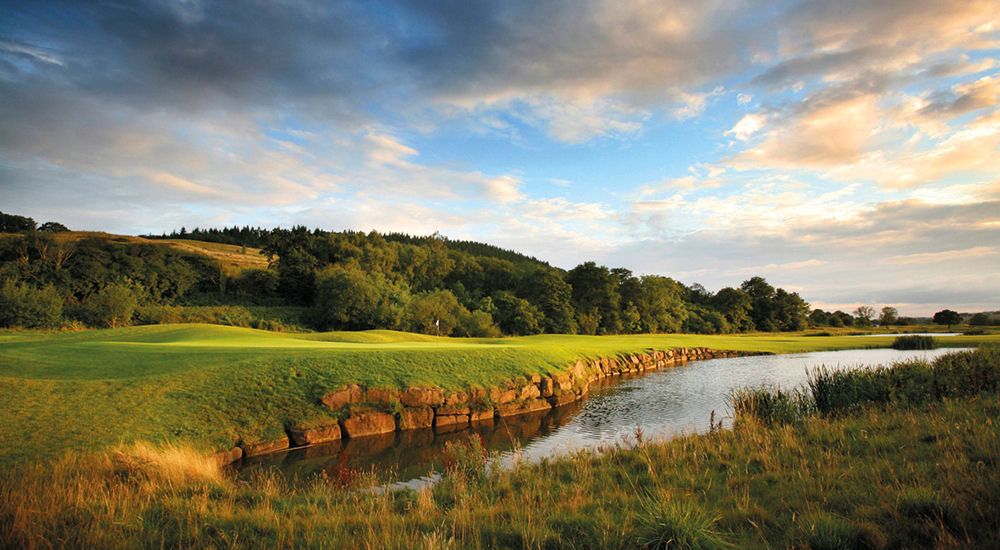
[891, 334, 936, 350]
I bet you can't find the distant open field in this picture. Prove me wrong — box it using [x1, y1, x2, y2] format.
[1, 324, 995, 467]
[0, 231, 270, 273]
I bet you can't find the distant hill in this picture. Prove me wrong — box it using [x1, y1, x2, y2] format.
[382, 232, 550, 268]
[145, 226, 550, 269]
[3, 231, 268, 274]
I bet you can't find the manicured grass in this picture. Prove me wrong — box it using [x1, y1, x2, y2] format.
[1, 324, 996, 467]
[2, 349, 997, 549]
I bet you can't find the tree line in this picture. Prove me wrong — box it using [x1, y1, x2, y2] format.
[1, 213, 987, 333]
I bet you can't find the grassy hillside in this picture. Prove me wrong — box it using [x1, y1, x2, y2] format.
[2, 231, 270, 273]
[1, 324, 996, 468]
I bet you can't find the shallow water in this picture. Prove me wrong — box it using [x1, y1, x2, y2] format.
[240, 347, 971, 488]
[847, 332, 961, 337]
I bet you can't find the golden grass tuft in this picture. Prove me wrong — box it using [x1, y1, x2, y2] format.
[105, 441, 223, 486]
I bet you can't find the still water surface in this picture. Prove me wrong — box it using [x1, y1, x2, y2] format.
[241, 347, 970, 488]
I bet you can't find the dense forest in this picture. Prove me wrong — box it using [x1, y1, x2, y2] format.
[2, 211, 985, 333]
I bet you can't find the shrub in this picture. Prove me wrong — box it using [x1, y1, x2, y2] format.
[0, 279, 63, 328]
[458, 309, 502, 337]
[891, 335, 935, 350]
[84, 282, 139, 328]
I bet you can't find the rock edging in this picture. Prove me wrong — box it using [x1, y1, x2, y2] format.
[219, 347, 768, 464]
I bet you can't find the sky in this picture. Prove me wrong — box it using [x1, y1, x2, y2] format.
[1, 0, 998, 316]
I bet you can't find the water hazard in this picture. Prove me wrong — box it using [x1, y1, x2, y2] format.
[240, 347, 971, 488]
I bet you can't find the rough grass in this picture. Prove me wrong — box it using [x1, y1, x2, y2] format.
[2, 365, 997, 549]
[1, 324, 996, 467]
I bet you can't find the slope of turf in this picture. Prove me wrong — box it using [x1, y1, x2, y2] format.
[1, 324, 995, 467]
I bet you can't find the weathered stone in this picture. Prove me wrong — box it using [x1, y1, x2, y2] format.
[518, 384, 541, 400]
[443, 391, 468, 406]
[470, 408, 495, 422]
[400, 387, 444, 408]
[321, 384, 363, 411]
[365, 387, 400, 405]
[340, 411, 396, 438]
[242, 436, 290, 458]
[469, 386, 489, 403]
[490, 387, 518, 404]
[529, 374, 542, 384]
[554, 376, 575, 393]
[397, 407, 434, 430]
[540, 377, 554, 397]
[434, 413, 470, 428]
[497, 398, 552, 417]
[212, 446, 243, 466]
[289, 424, 342, 446]
[437, 405, 471, 415]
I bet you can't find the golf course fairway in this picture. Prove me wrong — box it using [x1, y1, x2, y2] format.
[1, 324, 993, 467]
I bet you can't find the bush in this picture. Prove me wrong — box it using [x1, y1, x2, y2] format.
[84, 282, 139, 328]
[891, 335, 936, 350]
[0, 279, 63, 328]
[457, 309, 502, 337]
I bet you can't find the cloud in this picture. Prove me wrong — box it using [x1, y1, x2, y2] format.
[883, 246, 997, 265]
[602, 199, 1000, 315]
[732, 93, 882, 169]
[1, 0, 998, 316]
[918, 75, 999, 118]
[520, 96, 646, 143]
[725, 114, 766, 140]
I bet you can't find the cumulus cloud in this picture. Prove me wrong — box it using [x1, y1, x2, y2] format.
[726, 114, 766, 140]
[2, 0, 998, 314]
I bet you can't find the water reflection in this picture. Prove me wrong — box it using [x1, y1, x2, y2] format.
[240, 346, 971, 487]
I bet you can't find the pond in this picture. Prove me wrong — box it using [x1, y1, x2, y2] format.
[240, 346, 972, 489]
[847, 332, 961, 337]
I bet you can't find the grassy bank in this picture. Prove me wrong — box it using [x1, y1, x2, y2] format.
[2, 347, 997, 549]
[1, 324, 997, 467]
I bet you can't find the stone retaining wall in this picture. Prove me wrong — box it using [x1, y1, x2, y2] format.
[215, 347, 768, 465]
